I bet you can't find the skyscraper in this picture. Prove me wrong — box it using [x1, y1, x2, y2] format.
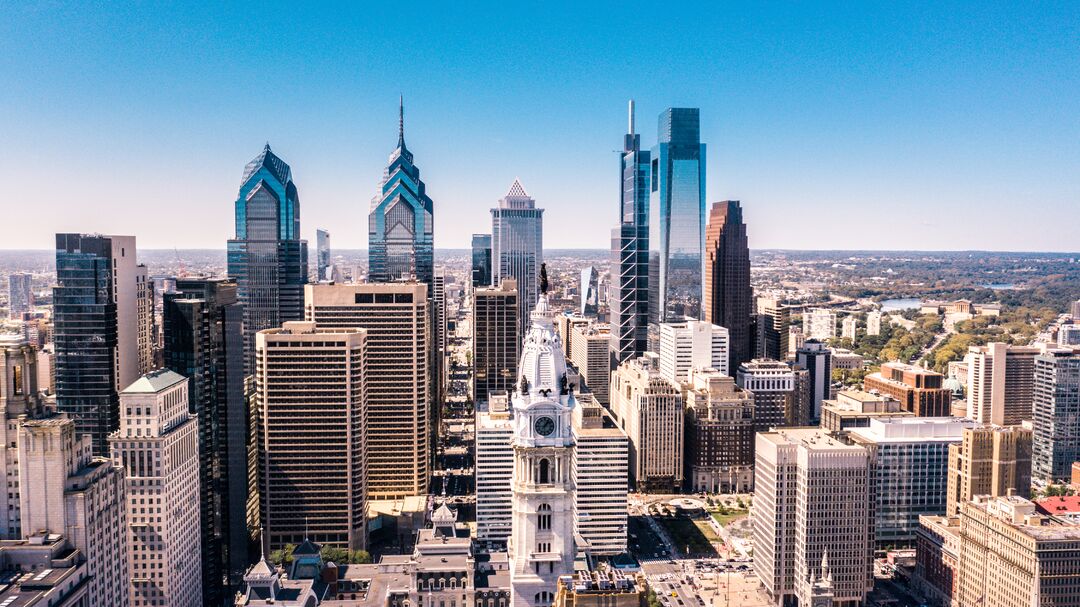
[737, 359, 797, 430]
[471, 233, 493, 288]
[683, 368, 755, 494]
[7, 273, 32, 320]
[755, 297, 790, 361]
[226, 144, 308, 375]
[0, 334, 45, 539]
[649, 107, 705, 323]
[610, 100, 651, 366]
[580, 266, 599, 317]
[964, 342, 1040, 425]
[256, 321, 367, 550]
[305, 283, 429, 499]
[368, 98, 434, 289]
[472, 279, 519, 407]
[703, 200, 752, 368]
[54, 233, 145, 455]
[316, 227, 331, 281]
[111, 370, 202, 607]
[492, 179, 543, 336]
[945, 425, 1032, 516]
[610, 354, 684, 492]
[1031, 348, 1080, 483]
[657, 319, 730, 383]
[162, 278, 249, 601]
[570, 322, 613, 406]
[19, 416, 130, 607]
[796, 339, 832, 422]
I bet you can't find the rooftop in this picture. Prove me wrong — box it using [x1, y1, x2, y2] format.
[120, 369, 186, 394]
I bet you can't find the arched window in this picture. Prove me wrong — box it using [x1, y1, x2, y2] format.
[537, 503, 552, 531]
[538, 458, 550, 484]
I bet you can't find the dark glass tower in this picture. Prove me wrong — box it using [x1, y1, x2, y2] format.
[163, 278, 250, 604]
[53, 234, 119, 455]
[227, 144, 308, 374]
[368, 97, 434, 289]
[649, 108, 706, 323]
[472, 233, 493, 288]
[704, 200, 753, 369]
[610, 100, 651, 364]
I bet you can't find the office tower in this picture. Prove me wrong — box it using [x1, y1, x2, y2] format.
[368, 98, 434, 289]
[649, 108, 705, 323]
[475, 392, 515, 542]
[1072, 299, 1080, 320]
[135, 266, 155, 375]
[863, 361, 951, 416]
[964, 342, 1041, 425]
[162, 278, 249, 599]
[804, 308, 837, 341]
[819, 389, 910, 432]
[571, 322, 613, 406]
[658, 319, 730, 382]
[473, 280, 519, 408]
[788, 325, 806, 358]
[571, 397, 629, 555]
[791, 365, 813, 427]
[1059, 324, 1080, 346]
[841, 315, 857, 341]
[755, 297, 790, 361]
[227, 144, 309, 375]
[866, 310, 883, 336]
[19, 416, 129, 607]
[1032, 348, 1080, 482]
[7, 273, 32, 319]
[316, 228, 331, 281]
[703, 200, 752, 368]
[556, 314, 590, 362]
[956, 496, 1080, 607]
[610, 100, 651, 366]
[683, 368, 755, 493]
[752, 429, 873, 607]
[508, 291, 578, 605]
[111, 371, 201, 606]
[54, 233, 144, 455]
[945, 425, 1032, 516]
[795, 340, 832, 422]
[849, 418, 975, 548]
[0, 335, 45, 539]
[305, 283, 428, 499]
[255, 321, 367, 550]
[471, 233, 493, 288]
[737, 359, 797, 430]
[580, 266, 599, 317]
[432, 270, 447, 437]
[610, 354, 684, 492]
[492, 178, 543, 336]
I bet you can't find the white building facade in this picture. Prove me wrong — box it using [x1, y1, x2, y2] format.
[658, 320, 730, 382]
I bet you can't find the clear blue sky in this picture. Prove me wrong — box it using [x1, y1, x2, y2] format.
[2, 2, 1077, 251]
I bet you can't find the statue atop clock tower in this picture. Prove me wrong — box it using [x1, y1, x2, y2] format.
[508, 283, 577, 607]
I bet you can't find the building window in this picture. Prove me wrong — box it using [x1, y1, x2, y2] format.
[538, 458, 550, 484]
[537, 503, 552, 531]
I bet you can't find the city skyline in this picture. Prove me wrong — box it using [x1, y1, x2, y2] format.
[3, 3, 1079, 252]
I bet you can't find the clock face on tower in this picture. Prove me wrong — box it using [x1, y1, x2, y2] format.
[534, 416, 555, 437]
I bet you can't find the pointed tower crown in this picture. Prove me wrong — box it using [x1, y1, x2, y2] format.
[506, 178, 529, 198]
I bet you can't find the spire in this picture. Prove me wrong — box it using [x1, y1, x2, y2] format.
[628, 99, 635, 135]
[264, 141, 271, 152]
[398, 94, 405, 148]
[821, 548, 830, 582]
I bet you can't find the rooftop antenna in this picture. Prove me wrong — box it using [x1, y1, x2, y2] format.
[398, 94, 405, 147]
[628, 99, 635, 135]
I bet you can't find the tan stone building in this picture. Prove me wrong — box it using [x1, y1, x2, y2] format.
[946, 425, 1032, 516]
[571, 322, 612, 406]
[305, 283, 428, 499]
[964, 343, 1042, 425]
[256, 321, 368, 550]
[609, 354, 683, 492]
[683, 368, 755, 493]
[957, 495, 1080, 607]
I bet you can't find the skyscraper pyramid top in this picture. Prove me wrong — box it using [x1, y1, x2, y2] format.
[505, 178, 530, 199]
[241, 143, 292, 187]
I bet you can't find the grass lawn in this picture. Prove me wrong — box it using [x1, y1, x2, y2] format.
[710, 509, 749, 527]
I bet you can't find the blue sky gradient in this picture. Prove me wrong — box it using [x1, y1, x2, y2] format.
[2, 2, 1077, 251]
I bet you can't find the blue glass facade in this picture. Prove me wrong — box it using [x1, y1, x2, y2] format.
[649, 108, 705, 323]
[368, 101, 434, 291]
[227, 144, 309, 374]
[472, 233, 492, 288]
[610, 100, 651, 363]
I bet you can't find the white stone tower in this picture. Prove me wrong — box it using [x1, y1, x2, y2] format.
[509, 265, 577, 607]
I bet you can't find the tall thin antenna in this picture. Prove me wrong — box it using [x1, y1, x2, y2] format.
[628, 99, 635, 135]
[398, 94, 405, 147]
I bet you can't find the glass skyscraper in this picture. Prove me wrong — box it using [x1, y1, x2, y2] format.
[227, 144, 309, 375]
[491, 179, 543, 337]
[472, 233, 493, 288]
[649, 107, 706, 323]
[610, 100, 651, 364]
[368, 98, 434, 291]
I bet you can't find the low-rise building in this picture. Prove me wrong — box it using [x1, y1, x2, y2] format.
[0, 534, 91, 606]
[864, 362, 951, 417]
[819, 390, 910, 432]
[553, 565, 646, 607]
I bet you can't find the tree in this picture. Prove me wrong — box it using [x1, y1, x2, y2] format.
[270, 543, 296, 565]
[320, 546, 373, 564]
